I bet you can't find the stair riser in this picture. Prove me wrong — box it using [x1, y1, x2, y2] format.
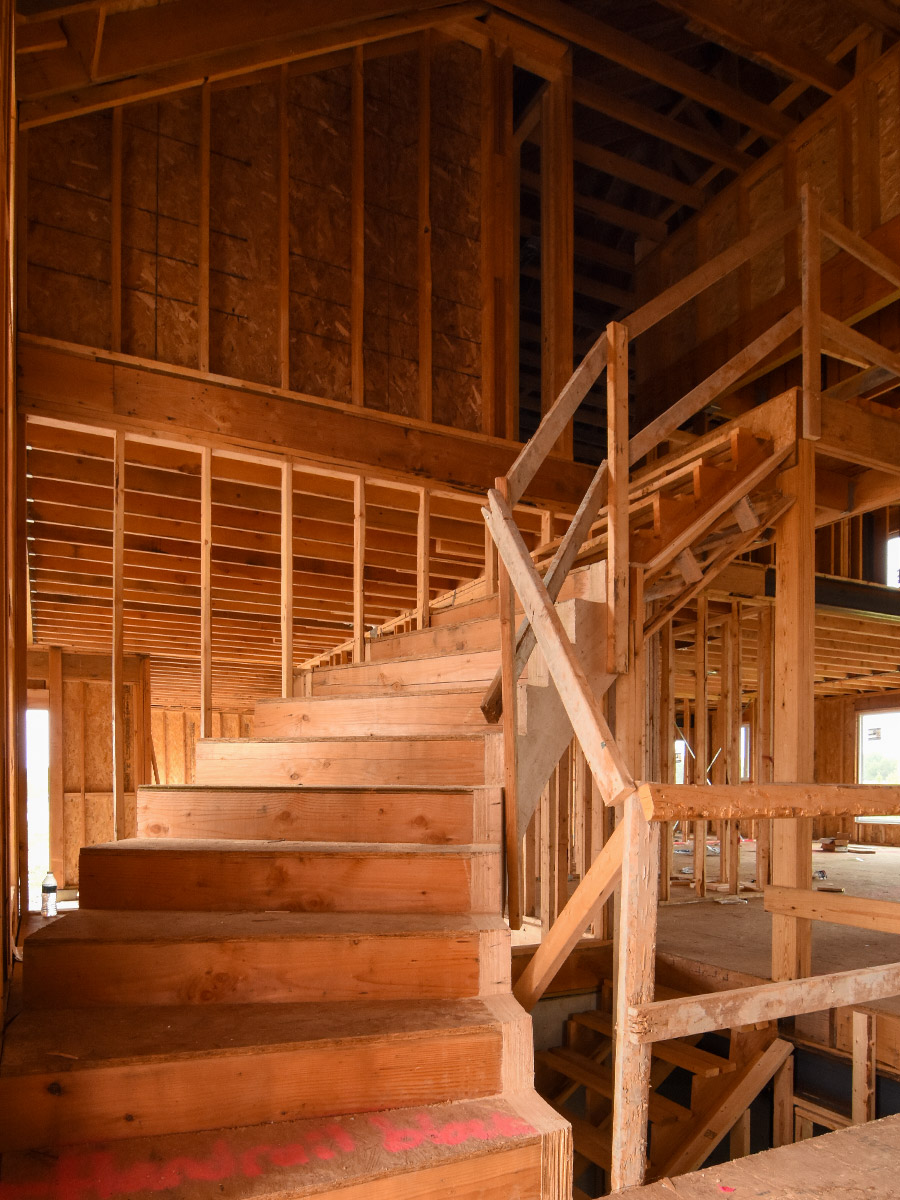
[193, 739, 487, 788]
[136, 788, 478, 845]
[78, 850, 502, 915]
[24, 929, 510, 1007]
[311, 650, 499, 697]
[253, 694, 487, 739]
[367, 617, 500, 663]
[0, 1030, 504, 1151]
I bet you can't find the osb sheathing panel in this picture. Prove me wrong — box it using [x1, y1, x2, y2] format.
[24, 43, 484, 431]
[150, 706, 253, 785]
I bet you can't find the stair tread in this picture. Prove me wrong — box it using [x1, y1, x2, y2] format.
[81, 838, 498, 856]
[27, 910, 509, 945]
[0, 1094, 555, 1200]
[201, 733, 488, 744]
[1, 997, 513, 1076]
[255, 689, 487, 707]
[539, 1046, 692, 1125]
[572, 1010, 736, 1077]
[135, 783, 477, 794]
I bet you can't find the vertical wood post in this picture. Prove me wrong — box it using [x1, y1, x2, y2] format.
[611, 790, 660, 1191]
[659, 619, 675, 901]
[353, 474, 366, 662]
[496, 477, 522, 929]
[607, 320, 629, 676]
[47, 646, 64, 882]
[727, 602, 742, 893]
[281, 460, 294, 697]
[198, 82, 210, 372]
[278, 64, 290, 390]
[481, 41, 514, 438]
[416, 487, 430, 630]
[772, 437, 815, 981]
[541, 62, 573, 458]
[756, 603, 775, 886]
[112, 431, 126, 837]
[418, 31, 433, 423]
[110, 106, 122, 352]
[772, 1055, 794, 1147]
[800, 184, 821, 441]
[199, 446, 213, 736]
[350, 45, 365, 406]
[138, 655, 154, 785]
[852, 1010, 877, 1124]
[693, 592, 709, 897]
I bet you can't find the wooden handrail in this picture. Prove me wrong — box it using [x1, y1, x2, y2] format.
[482, 486, 635, 808]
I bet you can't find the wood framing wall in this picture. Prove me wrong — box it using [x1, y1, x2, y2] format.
[19, 36, 489, 433]
[151, 707, 253, 785]
[634, 35, 900, 423]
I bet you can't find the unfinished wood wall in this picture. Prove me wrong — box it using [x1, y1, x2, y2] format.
[814, 691, 900, 845]
[20, 38, 486, 432]
[635, 37, 900, 413]
[151, 707, 253, 785]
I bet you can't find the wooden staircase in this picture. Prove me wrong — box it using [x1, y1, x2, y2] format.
[0, 611, 572, 1199]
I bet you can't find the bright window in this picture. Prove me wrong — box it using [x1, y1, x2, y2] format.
[26, 707, 50, 912]
[887, 534, 900, 589]
[858, 709, 900, 784]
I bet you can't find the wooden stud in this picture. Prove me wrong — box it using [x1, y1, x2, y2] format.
[110, 105, 122, 353]
[659, 619, 675, 901]
[772, 439, 815, 981]
[498, 477, 522, 930]
[416, 487, 430, 630]
[800, 184, 822, 440]
[694, 592, 708, 898]
[198, 82, 210, 373]
[47, 646, 63, 882]
[353, 474, 366, 662]
[607, 320, 629, 676]
[278, 64, 290, 390]
[281, 460, 294, 697]
[852, 1009, 877, 1124]
[199, 446, 213, 735]
[540, 63, 574, 458]
[729, 1108, 751, 1160]
[351, 45, 365, 407]
[111, 431, 126, 837]
[756, 604, 774, 887]
[772, 1055, 794, 1147]
[418, 31, 432, 423]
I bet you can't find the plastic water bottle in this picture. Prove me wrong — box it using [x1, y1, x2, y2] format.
[41, 872, 57, 918]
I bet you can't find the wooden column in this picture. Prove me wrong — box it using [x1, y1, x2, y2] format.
[278, 64, 290, 390]
[281, 460, 293, 697]
[772, 438, 815, 981]
[800, 184, 821, 441]
[481, 41, 514, 438]
[418, 31, 432, 423]
[497, 475, 521, 929]
[772, 1056, 794, 1147]
[138, 655, 155, 785]
[611, 790, 660, 1190]
[198, 82, 210, 372]
[110, 106, 123, 352]
[47, 646, 64, 882]
[199, 446, 213, 736]
[726, 602, 742, 893]
[852, 1010, 877, 1124]
[540, 62, 573, 457]
[659, 619, 675, 901]
[607, 320, 629, 675]
[416, 487, 429, 630]
[756, 603, 775, 886]
[353, 474, 366, 662]
[693, 593, 709, 898]
[112, 431, 126, 837]
[350, 45, 365, 406]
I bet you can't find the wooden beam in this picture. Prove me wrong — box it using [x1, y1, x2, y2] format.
[416, 487, 430, 630]
[607, 321, 629, 675]
[199, 445, 212, 733]
[693, 592, 708, 898]
[496, 480, 522, 931]
[18, 338, 597, 508]
[492, 0, 794, 140]
[658, 0, 850, 94]
[801, 185, 822, 440]
[47, 645, 64, 882]
[110, 104, 122, 353]
[631, 966, 900, 1044]
[198, 82, 210, 373]
[637, 781, 900, 822]
[418, 31, 433, 424]
[572, 138, 705, 211]
[766, 885, 900, 936]
[572, 77, 749, 173]
[351, 44, 364, 407]
[353, 474, 366, 662]
[111, 430, 126, 837]
[280, 460, 294, 697]
[278, 64, 290, 390]
[772, 438, 815, 981]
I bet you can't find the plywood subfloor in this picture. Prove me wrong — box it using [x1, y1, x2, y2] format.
[627, 1112, 900, 1198]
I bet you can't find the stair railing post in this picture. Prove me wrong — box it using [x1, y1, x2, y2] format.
[607, 320, 630, 675]
[495, 476, 523, 929]
[800, 183, 822, 440]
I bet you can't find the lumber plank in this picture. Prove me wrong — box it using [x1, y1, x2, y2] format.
[637, 781, 900, 821]
[765, 885, 900, 936]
